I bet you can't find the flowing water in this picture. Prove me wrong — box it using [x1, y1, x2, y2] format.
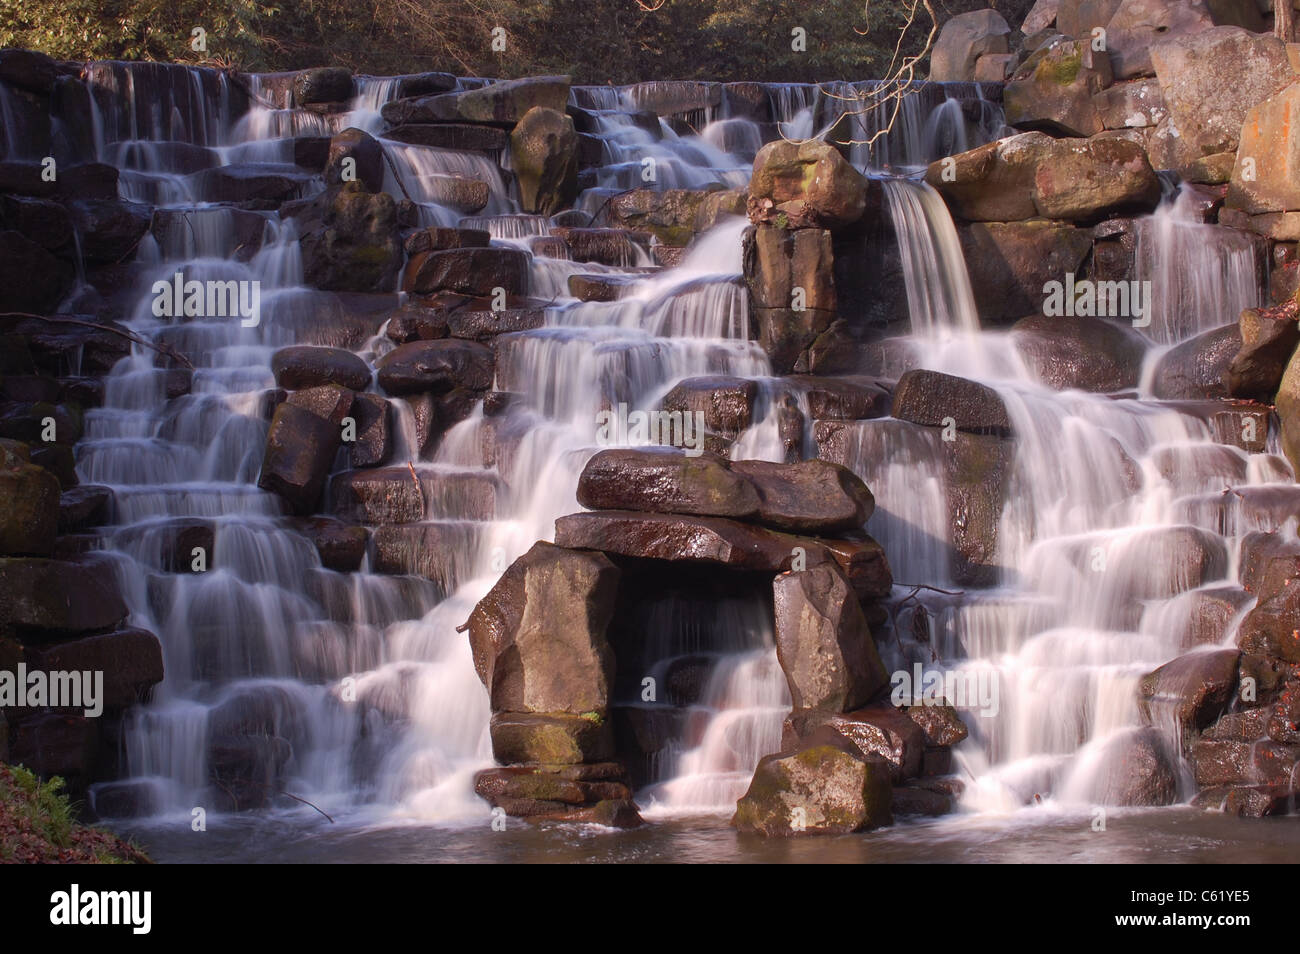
[5, 62, 1294, 859]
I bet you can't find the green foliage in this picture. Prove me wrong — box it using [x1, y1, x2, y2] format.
[0, 0, 1033, 81]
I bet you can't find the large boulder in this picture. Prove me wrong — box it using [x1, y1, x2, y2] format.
[576, 448, 761, 520]
[1150, 322, 1241, 399]
[1274, 343, 1300, 473]
[510, 106, 578, 216]
[292, 67, 354, 105]
[0, 229, 72, 315]
[1138, 648, 1240, 750]
[1237, 579, 1300, 664]
[961, 220, 1093, 325]
[381, 76, 571, 125]
[375, 339, 493, 396]
[0, 457, 59, 556]
[466, 541, 619, 716]
[402, 247, 528, 297]
[748, 140, 870, 230]
[1004, 37, 1114, 137]
[1107, 0, 1265, 81]
[787, 703, 929, 782]
[743, 224, 836, 373]
[298, 184, 403, 293]
[1150, 27, 1292, 169]
[773, 563, 888, 713]
[256, 403, 341, 514]
[1228, 81, 1300, 216]
[271, 345, 371, 391]
[1081, 727, 1180, 806]
[27, 628, 165, 709]
[731, 458, 874, 534]
[1012, 314, 1149, 391]
[1225, 298, 1300, 400]
[732, 739, 893, 835]
[929, 10, 1012, 82]
[0, 554, 127, 634]
[661, 376, 757, 436]
[324, 127, 385, 193]
[892, 369, 1012, 436]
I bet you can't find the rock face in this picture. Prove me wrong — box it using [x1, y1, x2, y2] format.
[1004, 37, 1114, 138]
[510, 106, 578, 216]
[1229, 81, 1300, 216]
[1107, 0, 1264, 81]
[961, 220, 1093, 325]
[773, 563, 888, 713]
[929, 9, 1012, 82]
[1150, 27, 1292, 169]
[732, 740, 893, 835]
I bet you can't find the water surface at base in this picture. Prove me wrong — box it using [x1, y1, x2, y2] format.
[110, 810, 1300, 864]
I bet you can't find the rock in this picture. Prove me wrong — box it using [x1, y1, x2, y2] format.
[345, 392, 391, 468]
[0, 195, 73, 252]
[403, 227, 491, 256]
[466, 541, 619, 715]
[190, 165, 306, 205]
[0, 48, 62, 94]
[291, 516, 368, 572]
[1012, 314, 1149, 391]
[8, 713, 100, 796]
[1193, 738, 1300, 787]
[1226, 299, 1299, 400]
[925, 132, 1049, 222]
[0, 232, 72, 314]
[57, 484, 112, 533]
[731, 458, 874, 534]
[1150, 27, 1291, 167]
[0, 554, 127, 634]
[576, 448, 761, 520]
[732, 739, 893, 835]
[743, 224, 836, 373]
[0, 459, 59, 556]
[605, 188, 711, 245]
[299, 184, 403, 293]
[285, 383, 355, 426]
[403, 247, 528, 297]
[1093, 77, 1168, 131]
[929, 10, 1012, 82]
[1237, 531, 1300, 602]
[961, 220, 1093, 325]
[381, 76, 571, 125]
[329, 466, 498, 524]
[892, 369, 1012, 436]
[256, 403, 341, 515]
[1236, 579, 1300, 664]
[773, 563, 888, 713]
[445, 307, 544, 340]
[510, 106, 578, 216]
[661, 376, 757, 436]
[1086, 727, 1180, 806]
[1151, 322, 1242, 399]
[325, 127, 384, 193]
[1229, 81, 1300, 215]
[1032, 136, 1161, 222]
[375, 339, 493, 396]
[1138, 649, 1240, 749]
[974, 52, 1018, 81]
[1192, 783, 1296, 816]
[292, 67, 354, 105]
[489, 712, 615, 765]
[1004, 37, 1114, 137]
[905, 704, 970, 747]
[1109, 2, 1265, 81]
[384, 124, 510, 152]
[27, 628, 164, 709]
[271, 345, 371, 391]
[1275, 342, 1300, 472]
[420, 175, 491, 214]
[1022, 0, 1063, 33]
[747, 139, 870, 230]
[384, 303, 450, 342]
[788, 703, 927, 781]
[206, 735, 291, 811]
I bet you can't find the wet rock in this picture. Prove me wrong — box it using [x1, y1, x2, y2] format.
[732, 458, 874, 534]
[773, 563, 888, 713]
[291, 516, 368, 572]
[384, 123, 510, 152]
[1226, 299, 1300, 401]
[403, 247, 528, 297]
[1032, 136, 1161, 222]
[445, 307, 544, 340]
[929, 9, 1012, 81]
[403, 226, 491, 256]
[0, 554, 127, 634]
[272, 345, 372, 392]
[748, 140, 871, 231]
[743, 224, 836, 373]
[576, 448, 761, 520]
[789, 375, 891, 421]
[1004, 37, 1113, 137]
[256, 402, 341, 514]
[8, 713, 100, 797]
[788, 703, 928, 782]
[419, 175, 491, 214]
[1276, 342, 1300, 473]
[0, 195, 73, 253]
[1147, 25, 1286, 168]
[384, 303, 450, 342]
[1012, 314, 1148, 391]
[0, 458, 59, 556]
[207, 735, 292, 811]
[292, 67, 354, 105]
[285, 383, 355, 426]
[925, 132, 1052, 222]
[57, 484, 112, 534]
[467, 541, 619, 715]
[1138, 649, 1240, 749]
[369, 522, 482, 593]
[489, 712, 615, 765]
[1191, 783, 1296, 816]
[1239, 530, 1300, 602]
[1087, 727, 1179, 806]
[1150, 322, 1241, 399]
[661, 376, 757, 436]
[732, 739, 893, 835]
[946, 432, 1016, 586]
[375, 338, 494, 396]
[324, 127, 384, 192]
[27, 627, 164, 709]
[962, 221, 1092, 325]
[1174, 586, 1254, 648]
[510, 106, 578, 216]
[190, 165, 307, 205]
[892, 369, 1011, 436]
[382, 76, 570, 125]
[330, 466, 498, 524]
[1236, 579, 1300, 664]
[905, 704, 970, 747]
[345, 392, 391, 468]
[605, 188, 713, 245]
[1193, 738, 1300, 788]
[298, 184, 403, 293]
